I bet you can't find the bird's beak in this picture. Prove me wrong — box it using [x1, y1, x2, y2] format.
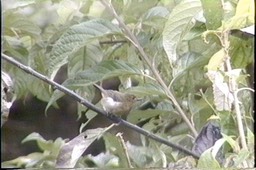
[135, 98, 143, 101]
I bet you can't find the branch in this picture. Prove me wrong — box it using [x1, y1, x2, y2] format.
[99, 39, 128, 45]
[100, 0, 198, 137]
[1, 53, 200, 159]
[222, 31, 248, 151]
[221, 30, 249, 167]
[116, 133, 133, 168]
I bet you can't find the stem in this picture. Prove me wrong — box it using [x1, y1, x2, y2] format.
[222, 31, 248, 151]
[1, 53, 200, 159]
[100, 0, 198, 137]
[222, 31, 248, 167]
[100, 40, 127, 45]
[116, 133, 133, 168]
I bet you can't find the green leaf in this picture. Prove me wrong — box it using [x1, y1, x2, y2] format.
[6, 0, 38, 9]
[207, 70, 235, 111]
[230, 36, 253, 68]
[234, 148, 250, 167]
[48, 19, 122, 79]
[126, 84, 167, 98]
[56, 125, 113, 168]
[207, 49, 225, 71]
[103, 133, 130, 168]
[162, 0, 202, 65]
[127, 109, 169, 125]
[170, 53, 209, 96]
[126, 142, 156, 167]
[22, 132, 65, 153]
[197, 148, 220, 168]
[1, 152, 45, 168]
[67, 42, 103, 77]
[247, 127, 254, 150]
[222, 0, 254, 30]
[200, 0, 223, 29]
[22, 132, 46, 144]
[221, 134, 240, 152]
[4, 12, 41, 37]
[64, 60, 143, 87]
[143, 6, 169, 20]
[47, 61, 141, 111]
[45, 60, 144, 112]
[112, 0, 159, 23]
[30, 78, 52, 102]
[86, 152, 119, 167]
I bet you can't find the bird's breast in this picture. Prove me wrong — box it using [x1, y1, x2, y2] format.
[101, 97, 132, 115]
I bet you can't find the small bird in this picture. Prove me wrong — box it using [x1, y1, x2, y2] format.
[93, 83, 137, 116]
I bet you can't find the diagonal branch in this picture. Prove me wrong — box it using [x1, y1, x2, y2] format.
[1, 53, 200, 159]
[100, 0, 198, 137]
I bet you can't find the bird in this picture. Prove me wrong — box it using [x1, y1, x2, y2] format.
[93, 83, 137, 116]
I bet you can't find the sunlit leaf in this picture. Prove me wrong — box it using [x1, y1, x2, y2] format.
[207, 49, 225, 71]
[234, 0, 254, 24]
[222, 0, 254, 30]
[207, 71, 234, 111]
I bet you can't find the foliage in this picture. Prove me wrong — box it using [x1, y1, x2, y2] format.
[2, 0, 254, 168]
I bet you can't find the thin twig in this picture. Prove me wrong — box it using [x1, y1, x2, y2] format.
[1, 53, 200, 159]
[221, 30, 248, 168]
[236, 87, 254, 94]
[116, 133, 133, 168]
[100, 40, 127, 45]
[100, 0, 198, 137]
[222, 31, 248, 151]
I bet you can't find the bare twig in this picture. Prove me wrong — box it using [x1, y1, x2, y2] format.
[221, 30, 248, 167]
[100, 0, 198, 137]
[1, 53, 200, 159]
[222, 31, 248, 151]
[100, 40, 127, 45]
[116, 133, 133, 168]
